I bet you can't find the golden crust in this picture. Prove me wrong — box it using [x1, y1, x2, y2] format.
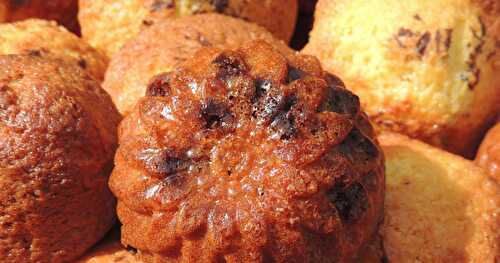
[304, 0, 500, 156]
[0, 54, 121, 262]
[476, 122, 500, 182]
[0, 19, 108, 81]
[79, 0, 298, 57]
[379, 132, 500, 262]
[103, 13, 292, 115]
[110, 41, 384, 262]
[0, 0, 78, 33]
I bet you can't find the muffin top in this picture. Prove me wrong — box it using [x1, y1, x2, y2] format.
[103, 13, 292, 115]
[111, 41, 384, 262]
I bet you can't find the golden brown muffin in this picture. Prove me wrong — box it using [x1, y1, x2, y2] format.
[0, 19, 108, 81]
[379, 132, 500, 262]
[0, 54, 121, 263]
[304, 0, 500, 156]
[110, 41, 385, 262]
[0, 0, 79, 33]
[103, 13, 292, 115]
[476, 122, 500, 182]
[78, 0, 298, 57]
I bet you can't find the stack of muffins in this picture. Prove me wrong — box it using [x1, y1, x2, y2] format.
[0, 1, 498, 262]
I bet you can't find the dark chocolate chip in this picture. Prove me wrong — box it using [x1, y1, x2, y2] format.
[339, 129, 379, 163]
[201, 99, 234, 130]
[416, 32, 431, 56]
[77, 59, 87, 69]
[269, 110, 297, 140]
[286, 65, 306, 83]
[150, 0, 174, 12]
[146, 73, 171, 97]
[444, 29, 453, 50]
[27, 49, 41, 57]
[318, 87, 360, 116]
[210, 0, 228, 12]
[126, 246, 138, 254]
[213, 53, 247, 80]
[413, 14, 422, 21]
[142, 20, 154, 26]
[253, 78, 273, 102]
[267, 95, 298, 140]
[327, 183, 368, 224]
[397, 28, 414, 37]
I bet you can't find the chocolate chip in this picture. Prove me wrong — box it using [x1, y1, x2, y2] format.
[269, 110, 297, 140]
[444, 29, 453, 50]
[210, 0, 228, 12]
[268, 95, 298, 140]
[146, 73, 171, 97]
[27, 49, 41, 57]
[213, 53, 247, 80]
[150, 0, 174, 12]
[327, 183, 368, 224]
[77, 58, 87, 69]
[416, 32, 431, 56]
[318, 87, 360, 116]
[126, 246, 138, 254]
[397, 28, 414, 37]
[139, 149, 189, 181]
[253, 78, 273, 102]
[201, 99, 234, 131]
[286, 65, 306, 83]
[339, 129, 379, 163]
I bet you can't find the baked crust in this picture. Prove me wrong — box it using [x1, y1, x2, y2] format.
[110, 41, 385, 262]
[0, 19, 108, 81]
[79, 0, 298, 57]
[103, 13, 292, 115]
[380, 132, 500, 262]
[304, 0, 500, 156]
[0, 54, 120, 262]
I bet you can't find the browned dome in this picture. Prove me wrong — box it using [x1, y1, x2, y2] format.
[110, 41, 385, 263]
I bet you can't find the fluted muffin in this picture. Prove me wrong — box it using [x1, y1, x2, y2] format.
[79, 0, 298, 57]
[0, 19, 108, 81]
[380, 133, 500, 262]
[110, 41, 385, 262]
[103, 13, 292, 115]
[476, 122, 500, 182]
[304, 0, 500, 156]
[0, 54, 120, 262]
[0, 0, 78, 33]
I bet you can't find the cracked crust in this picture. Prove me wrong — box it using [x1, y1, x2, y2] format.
[110, 41, 385, 262]
[0, 54, 121, 262]
[78, 0, 298, 57]
[380, 132, 500, 262]
[303, 0, 500, 156]
[0, 19, 108, 81]
[103, 13, 292, 115]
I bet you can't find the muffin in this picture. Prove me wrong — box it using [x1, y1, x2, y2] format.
[0, 19, 108, 81]
[380, 132, 500, 262]
[79, 0, 298, 57]
[0, 54, 120, 262]
[304, 0, 500, 156]
[0, 0, 79, 33]
[103, 13, 292, 115]
[110, 41, 385, 262]
[476, 122, 500, 181]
